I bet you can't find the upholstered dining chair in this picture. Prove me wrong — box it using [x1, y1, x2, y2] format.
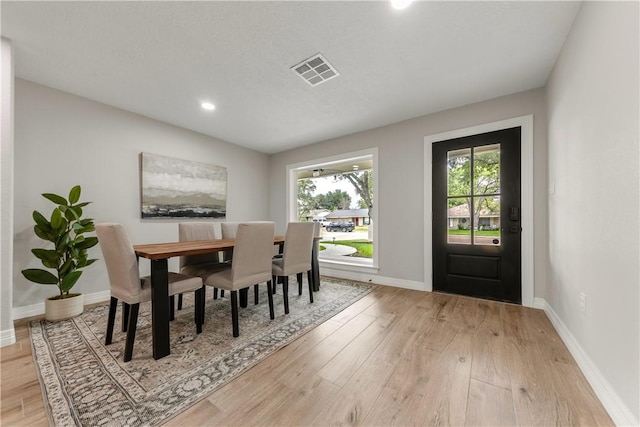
[222, 221, 263, 306]
[220, 222, 240, 263]
[178, 222, 229, 302]
[205, 222, 275, 337]
[220, 221, 251, 307]
[95, 223, 204, 362]
[272, 222, 316, 315]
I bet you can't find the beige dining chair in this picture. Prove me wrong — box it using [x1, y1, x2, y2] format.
[222, 221, 260, 305]
[95, 223, 204, 362]
[205, 222, 275, 337]
[178, 222, 229, 302]
[220, 222, 240, 263]
[272, 222, 316, 315]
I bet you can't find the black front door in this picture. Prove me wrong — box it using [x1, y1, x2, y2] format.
[432, 127, 522, 304]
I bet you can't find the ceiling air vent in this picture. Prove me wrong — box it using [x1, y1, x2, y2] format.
[291, 53, 340, 87]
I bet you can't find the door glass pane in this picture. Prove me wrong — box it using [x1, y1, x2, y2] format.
[473, 144, 500, 196]
[447, 198, 471, 245]
[448, 148, 471, 196]
[473, 144, 500, 246]
[473, 196, 501, 246]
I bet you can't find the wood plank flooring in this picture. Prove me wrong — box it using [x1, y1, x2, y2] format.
[1, 284, 613, 426]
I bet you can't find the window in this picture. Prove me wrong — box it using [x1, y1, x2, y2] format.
[447, 144, 501, 246]
[286, 149, 378, 269]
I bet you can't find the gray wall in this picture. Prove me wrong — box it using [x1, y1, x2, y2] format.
[269, 89, 548, 293]
[546, 1, 639, 422]
[13, 79, 270, 308]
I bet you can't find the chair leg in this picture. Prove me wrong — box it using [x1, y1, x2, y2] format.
[239, 288, 248, 308]
[105, 297, 118, 345]
[272, 275, 277, 294]
[123, 303, 140, 362]
[122, 302, 130, 332]
[201, 285, 207, 325]
[230, 291, 239, 337]
[194, 288, 203, 334]
[282, 276, 289, 315]
[213, 288, 218, 300]
[178, 293, 183, 310]
[307, 270, 314, 304]
[254, 284, 259, 305]
[266, 280, 275, 320]
[169, 295, 175, 321]
[297, 273, 303, 295]
[221, 290, 225, 298]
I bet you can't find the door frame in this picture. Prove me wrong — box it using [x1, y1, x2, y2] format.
[424, 115, 534, 307]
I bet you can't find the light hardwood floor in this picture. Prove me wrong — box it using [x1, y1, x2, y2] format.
[1, 284, 613, 426]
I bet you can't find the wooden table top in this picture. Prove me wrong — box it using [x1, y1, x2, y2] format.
[134, 236, 286, 260]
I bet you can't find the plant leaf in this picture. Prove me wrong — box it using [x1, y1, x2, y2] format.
[32, 210, 50, 228]
[65, 206, 82, 221]
[42, 259, 59, 269]
[61, 270, 82, 293]
[50, 208, 62, 229]
[59, 259, 74, 277]
[64, 207, 77, 222]
[68, 185, 81, 204]
[32, 248, 59, 263]
[78, 218, 93, 226]
[21, 269, 59, 285]
[74, 202, 90, 209]
[34, 225, 54, 242]
[76, 236, 98, 249]
[42, 193, 67, 206]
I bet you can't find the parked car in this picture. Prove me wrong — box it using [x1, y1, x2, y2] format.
[312, 219, 332, 227]
[326, 221, 355, 232]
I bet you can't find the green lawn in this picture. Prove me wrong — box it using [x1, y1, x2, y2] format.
[319, 239, 373, 258]
[448, 229, 500, 236]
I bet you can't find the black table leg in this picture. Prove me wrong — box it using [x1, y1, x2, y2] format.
[312, 240, 320, 292]
[150, 258, 170, 360]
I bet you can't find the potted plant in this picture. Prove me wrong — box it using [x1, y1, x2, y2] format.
[21, 185, 98, 321]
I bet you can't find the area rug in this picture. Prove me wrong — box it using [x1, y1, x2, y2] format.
[30, 278, 372, 426]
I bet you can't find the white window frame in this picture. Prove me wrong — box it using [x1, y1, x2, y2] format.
[424, 115, 534, 307]
[286, 148, 379, 272]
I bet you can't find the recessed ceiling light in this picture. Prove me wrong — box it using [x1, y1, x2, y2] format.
[201, 102, 216, 111]
[391, 0, 413, 10]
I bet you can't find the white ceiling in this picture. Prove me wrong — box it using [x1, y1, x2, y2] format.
[1, 1, 580, 154]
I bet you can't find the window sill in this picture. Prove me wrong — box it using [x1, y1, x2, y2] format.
[318, 257, 379, 274]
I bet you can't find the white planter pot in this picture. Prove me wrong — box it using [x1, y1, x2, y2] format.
[45, 294, 84, 321]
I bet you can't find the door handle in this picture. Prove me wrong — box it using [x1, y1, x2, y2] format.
[501, 226, 522, 233]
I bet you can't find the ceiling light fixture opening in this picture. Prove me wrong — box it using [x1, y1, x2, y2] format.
[201, 102, 216, 111]
[391, 0, 413, 10]
[291, 53, 340, 87]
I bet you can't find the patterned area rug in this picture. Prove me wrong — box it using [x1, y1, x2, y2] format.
[30, 278, 372, 426]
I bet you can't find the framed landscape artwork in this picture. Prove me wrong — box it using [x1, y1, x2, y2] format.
[140, 152, 227, 218]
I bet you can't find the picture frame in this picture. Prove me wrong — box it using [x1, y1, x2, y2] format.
[140, 152, 227, 218]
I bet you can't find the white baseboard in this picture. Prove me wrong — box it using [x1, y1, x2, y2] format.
[538, 298, 638, 427]
[320, 268, 427, 291]
[0, 327, 16, 347]
[12, 290, 111, 320]
[533, 296, 546, 310]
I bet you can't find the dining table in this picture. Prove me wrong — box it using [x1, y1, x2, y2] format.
[133, 235, 320, 360]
